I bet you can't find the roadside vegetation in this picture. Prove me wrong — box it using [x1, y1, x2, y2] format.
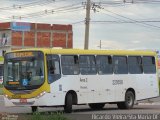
[0, 84, 3, 95]
[24, 112, 69, 120]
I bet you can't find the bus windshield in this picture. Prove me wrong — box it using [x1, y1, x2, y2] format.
[3, 51, 44, 90]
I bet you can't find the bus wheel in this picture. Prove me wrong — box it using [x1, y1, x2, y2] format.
[117, 91, 135, 109]
[31, 106, 38, 113]
[64, 93, 73, 113]
[89, 103, 105, 110]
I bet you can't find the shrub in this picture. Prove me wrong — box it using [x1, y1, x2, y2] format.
[29, 112, 69, 120]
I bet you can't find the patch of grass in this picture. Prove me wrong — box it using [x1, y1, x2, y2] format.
[0, 89, 3, 95]
[0, 84, 3, 95]
[19, 112, 69, 120]
[0, 84, 3, 88]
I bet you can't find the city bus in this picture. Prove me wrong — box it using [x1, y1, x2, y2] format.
[3, 48, 159, 113]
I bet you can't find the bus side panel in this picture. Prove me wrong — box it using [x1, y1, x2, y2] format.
[136, 74, 159, 100]
[114, 75, 137, 102]
[48, 73, 159, 106]
[87, 75, 115, 103]
[50, 76, 84, 105]
[50, 75, 117, 104]
[35, 93, 65, 106]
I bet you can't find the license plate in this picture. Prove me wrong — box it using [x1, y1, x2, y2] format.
[20, 99, 27, 103]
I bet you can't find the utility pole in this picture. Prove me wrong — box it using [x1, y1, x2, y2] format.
[97, 40, 102, 49]
[84, 0, 91, 49]
[100, 40, 101, 49]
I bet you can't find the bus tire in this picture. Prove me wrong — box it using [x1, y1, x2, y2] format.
[64, 93, 73, 113]
[31, 106, 37, 113]
[89, 103, 105, 110]
[117, 91, 135, 109]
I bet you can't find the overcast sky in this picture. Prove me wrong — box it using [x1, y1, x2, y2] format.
[0, 0, 160, 50]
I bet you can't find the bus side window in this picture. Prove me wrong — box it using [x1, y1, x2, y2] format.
[79, 55, 97, 75]
[47, 55, 61, 83]
[96, 55, 113, 74]
[61, 55, 79, 75]
[142, 56, 156, 74]
[49, 65, 55, 74]
[128, 56, 143, 74]
[113, 56, 128, 74]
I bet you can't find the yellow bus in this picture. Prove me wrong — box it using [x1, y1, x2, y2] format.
[3, 48, 159, 113]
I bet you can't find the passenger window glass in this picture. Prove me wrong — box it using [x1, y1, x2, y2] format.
[113, 56, 128, 74]
[79, 55, 97, 75]
[128, 56, 143, 74]
[143, 56, 156, 74]
[47, 55, 61, 83]
[61, 55, 79, 75]
[96, 55, 113, 74]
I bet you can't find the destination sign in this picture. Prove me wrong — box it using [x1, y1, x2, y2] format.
[14, 52, 34, 58]
[8, 81, 20, 85]
[5, 51, 43, 60]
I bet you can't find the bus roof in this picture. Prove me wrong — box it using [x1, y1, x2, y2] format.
[5, 48, 157, 56]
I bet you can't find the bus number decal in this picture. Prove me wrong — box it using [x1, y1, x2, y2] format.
[80, 78, 88, 83]
[80, 86, 88, 89]
[112, 80, 123, 85]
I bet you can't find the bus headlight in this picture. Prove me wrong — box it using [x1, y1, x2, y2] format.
[36, 91, 46, 99]
[4, 94, 11, 100]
